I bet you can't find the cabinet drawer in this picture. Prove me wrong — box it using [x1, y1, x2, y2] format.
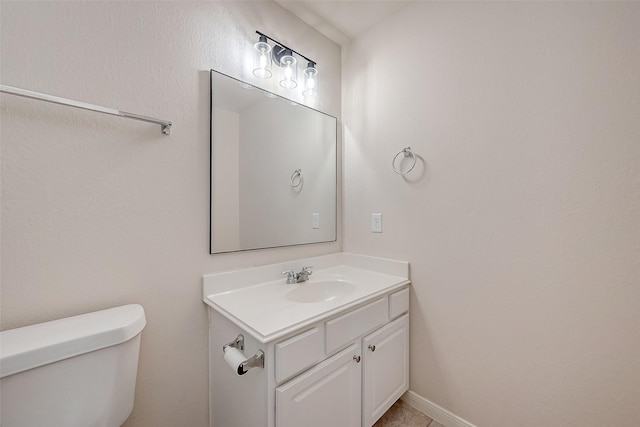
[275, 326, 325, 383]
[326, 297, 388, 354]
[389, 287, 409, 319]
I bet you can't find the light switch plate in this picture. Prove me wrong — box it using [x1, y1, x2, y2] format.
[371, 213, 382, 233]
[312, 213, 320, 229]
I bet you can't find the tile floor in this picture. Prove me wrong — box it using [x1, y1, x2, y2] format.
[373, 399, 444, 427]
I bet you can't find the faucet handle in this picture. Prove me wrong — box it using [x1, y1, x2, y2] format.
[301, 266, 313, 274]
[281, 270, 296, 283]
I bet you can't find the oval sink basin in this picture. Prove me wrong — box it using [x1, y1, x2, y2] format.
[286, 280, 356, 303]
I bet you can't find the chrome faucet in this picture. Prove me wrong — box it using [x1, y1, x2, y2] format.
[281, 266, 313, 284]
[282, 270, 297, 284]
[297, 266, 313, 282]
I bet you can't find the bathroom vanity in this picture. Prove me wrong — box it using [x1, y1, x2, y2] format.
[203, 253, 410, 427]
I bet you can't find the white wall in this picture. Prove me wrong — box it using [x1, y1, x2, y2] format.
[239, 98, 336, 249]
[342, 2, 640, 426]
[0, 2, 340, 426]
[212, 107, 240, 251]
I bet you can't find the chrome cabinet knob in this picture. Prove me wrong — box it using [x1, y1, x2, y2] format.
[368, 345, 376, 352]
[353, 355, 361, 363]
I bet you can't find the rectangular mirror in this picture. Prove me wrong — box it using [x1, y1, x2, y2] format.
[210, 69, 337, 254]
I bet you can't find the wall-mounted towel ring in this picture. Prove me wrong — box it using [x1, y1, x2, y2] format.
[290, 169, 304, 191]
[392, 147, 417, 175]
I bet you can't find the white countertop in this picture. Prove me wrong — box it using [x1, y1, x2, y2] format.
[203, 253, 410, 343]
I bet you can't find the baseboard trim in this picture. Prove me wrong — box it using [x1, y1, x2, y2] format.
[401, 390, 477, 427]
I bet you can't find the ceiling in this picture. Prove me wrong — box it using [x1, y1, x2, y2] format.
[274, 1, 410, 46]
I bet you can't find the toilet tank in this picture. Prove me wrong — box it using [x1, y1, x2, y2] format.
[0, 304, 146, 427]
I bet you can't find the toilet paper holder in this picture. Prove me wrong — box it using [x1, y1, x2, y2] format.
[238, 350, 264, 374]
[223, 334, 265, 375]
[223, 334, 245, 352]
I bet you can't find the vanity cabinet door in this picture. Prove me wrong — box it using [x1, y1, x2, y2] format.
[276, 343, 362, 427]
[362, 314, 409, 427]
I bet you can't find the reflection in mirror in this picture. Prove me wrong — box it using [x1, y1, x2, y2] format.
[210, 69, 337, 254]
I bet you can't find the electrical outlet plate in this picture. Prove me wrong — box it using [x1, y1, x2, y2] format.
[371, 213, 382, 233]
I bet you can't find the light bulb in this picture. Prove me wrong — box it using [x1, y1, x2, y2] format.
[303, 63, 318, 97]
[253, 36, 272, 79]
[279, 53, 297, 89]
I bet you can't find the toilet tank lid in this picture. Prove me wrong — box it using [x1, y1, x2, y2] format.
[0, 304, 146, 378]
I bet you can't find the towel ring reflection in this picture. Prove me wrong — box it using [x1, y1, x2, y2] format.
[290, 169, 303, 191]
[392, 147, 417, 175]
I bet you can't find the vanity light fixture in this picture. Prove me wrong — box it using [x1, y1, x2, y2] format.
[253, 35, 272, 79]
[252, 31, 318, 95]
[276, 47, 298, 89]
[303, 62, 318, 97]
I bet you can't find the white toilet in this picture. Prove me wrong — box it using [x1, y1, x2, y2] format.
[0, 304, 146, 427]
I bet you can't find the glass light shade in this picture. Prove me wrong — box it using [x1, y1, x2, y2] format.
[303, 65, 318, 97]
[253, 39, 272, 79]
[279, 54, 297, 89]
